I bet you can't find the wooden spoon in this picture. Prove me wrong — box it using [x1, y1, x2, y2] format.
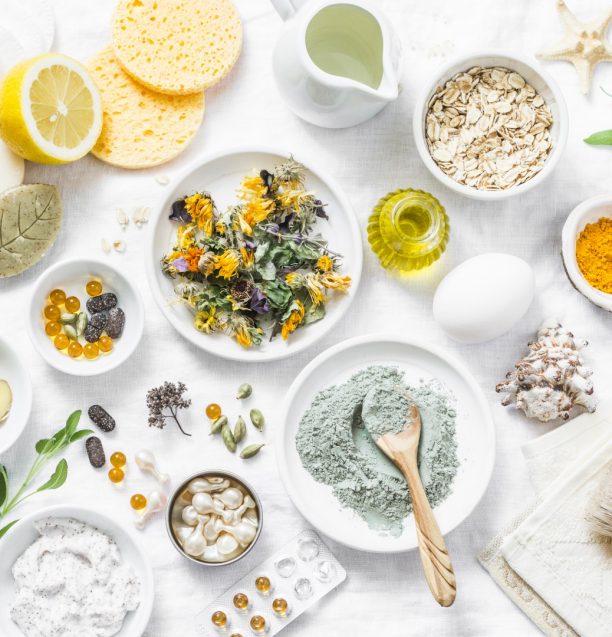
[374, 400, 456, 607]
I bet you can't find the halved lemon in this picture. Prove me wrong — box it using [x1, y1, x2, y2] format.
[0, 54, 102, 164]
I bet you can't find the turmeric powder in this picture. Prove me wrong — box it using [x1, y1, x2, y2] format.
[576, 217, 612, 293]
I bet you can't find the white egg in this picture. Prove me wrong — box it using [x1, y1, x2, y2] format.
[433, 253, 534, 344]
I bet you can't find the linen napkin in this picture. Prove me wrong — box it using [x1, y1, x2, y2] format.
[479, 403, 612, 637]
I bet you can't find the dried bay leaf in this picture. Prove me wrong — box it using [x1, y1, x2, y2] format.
[0, 184, 62, 277]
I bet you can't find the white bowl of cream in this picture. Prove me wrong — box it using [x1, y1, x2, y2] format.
[0, 506, 154, 637]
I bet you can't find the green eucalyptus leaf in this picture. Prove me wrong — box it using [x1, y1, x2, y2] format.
[0, 464, 8, 508]
[36, 459, 68, 493]
[584, 129, 612, 145]
[0, 519, 19, 538]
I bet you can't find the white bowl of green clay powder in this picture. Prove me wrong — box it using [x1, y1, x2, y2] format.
[277, 334, 495, 553]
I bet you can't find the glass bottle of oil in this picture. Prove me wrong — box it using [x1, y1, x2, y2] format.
[368, 188, 449, 273]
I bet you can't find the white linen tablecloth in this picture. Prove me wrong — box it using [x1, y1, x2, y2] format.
[1, 1, 612, 635]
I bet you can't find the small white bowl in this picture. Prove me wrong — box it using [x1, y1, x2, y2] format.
[0, 505, 154, 637]
[562, 194, 612, 312]
[0, 337, 32, 455]
[413, 50, 568, 201]
[27, 258, 144, 376]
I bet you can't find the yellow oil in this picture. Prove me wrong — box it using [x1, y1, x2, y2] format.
[368, 189, 449, 273]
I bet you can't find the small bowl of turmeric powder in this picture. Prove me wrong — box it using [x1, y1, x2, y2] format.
[562, 195, 612, 311]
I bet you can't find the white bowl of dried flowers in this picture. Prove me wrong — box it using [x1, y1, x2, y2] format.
[27, 258, 145, 376]
[413, 50, 568, 200]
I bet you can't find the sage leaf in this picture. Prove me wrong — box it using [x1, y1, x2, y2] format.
[65, 410, 82, 439]
[584, 129, 612, 145]
[0, 464, 8, 508]
[0, 184, 63, 278]
[0, 519, 19, 538]
[36, 459, 68, 493]
[69, 429, 93, 444]
[35, 439, 50, 454]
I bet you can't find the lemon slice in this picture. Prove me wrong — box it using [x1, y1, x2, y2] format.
[0, 54, 102, 164]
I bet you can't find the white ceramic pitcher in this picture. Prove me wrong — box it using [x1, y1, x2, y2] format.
[270, 0, 402, 128]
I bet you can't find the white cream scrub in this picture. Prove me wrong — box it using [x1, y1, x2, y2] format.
[10, 517, 140, 637]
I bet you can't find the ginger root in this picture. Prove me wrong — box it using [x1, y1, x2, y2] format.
[496, 319, 596, 422]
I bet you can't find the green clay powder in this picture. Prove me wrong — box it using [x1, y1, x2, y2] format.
[295, 365, 459, 536]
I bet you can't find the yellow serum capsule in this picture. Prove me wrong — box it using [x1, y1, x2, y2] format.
[249, 615, 267, 635]
[211, 610, 230, 632]
[272, 597, 290, 618]
[232, 592, 250, 613]
[255, 576, 273, 596]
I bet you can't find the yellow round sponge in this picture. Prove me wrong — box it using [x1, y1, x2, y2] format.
[112, 0, 242, 95]
[88, 46, 205, 169]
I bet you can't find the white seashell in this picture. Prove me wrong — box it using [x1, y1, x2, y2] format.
[216, 487, 243, 510]
[216, 533, 239, 555]
[183, 519, 207, 556]
[192, 492, 215, 515]
[182, 505, 199, 526]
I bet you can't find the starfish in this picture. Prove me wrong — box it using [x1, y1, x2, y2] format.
[537, 0, 612, 94]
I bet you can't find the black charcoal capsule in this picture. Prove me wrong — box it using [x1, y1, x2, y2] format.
[88, 404, 116, 432]
[106, 307, 125, 339]
[83, 312, 108, 343]
[85, 436, 106, 468]
[87, 292, 117, 314]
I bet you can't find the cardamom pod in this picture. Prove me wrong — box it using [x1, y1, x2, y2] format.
[250, 408, 265, 431]
[221, 423, 237, 452]
[59, 312, 77, 324]
[75, 312, 88, 337]
[240, 443, 265, 459]
[64, 324, 78, 340]
[210, 415, 228, 435]
[233, 415, 247, 443]
[236, 383, 253, 399]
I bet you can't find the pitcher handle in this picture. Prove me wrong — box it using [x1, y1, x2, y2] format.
[269, 0, 310, 21]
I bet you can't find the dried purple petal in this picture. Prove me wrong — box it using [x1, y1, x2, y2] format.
[250, 287, 270, 314]
[169, 199, 192, 223]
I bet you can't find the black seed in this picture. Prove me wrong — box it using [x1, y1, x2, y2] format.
[87, 293, 117, 314]
[85, 436, 106, 468]
[88, 404, 116, 432]
[106, 307, 125, 339]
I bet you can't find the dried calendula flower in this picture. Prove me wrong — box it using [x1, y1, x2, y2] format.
[233, 415, 247, 443]
[240, 443, 265, 459]
[250, 408, 265, 431]
[221, 423, 237, 453]
[209, 415, 227, 435]
[236, 383, 252, 399]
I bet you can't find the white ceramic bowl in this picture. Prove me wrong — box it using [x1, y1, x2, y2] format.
[277, 334, 495, 552]
[562, 194, 612, 312]
[27, 258, 144, 376]
[146, 146, 363, 362]
[0, 337, 32, 455]
[0, 505, 154, 637]
[413, 50, 568, 201]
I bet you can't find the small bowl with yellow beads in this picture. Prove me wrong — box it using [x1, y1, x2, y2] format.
[27, 258, 145, 376]
[562, 194, 612, 312]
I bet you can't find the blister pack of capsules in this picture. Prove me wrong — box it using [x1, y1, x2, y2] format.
[195, 530, 346, 636]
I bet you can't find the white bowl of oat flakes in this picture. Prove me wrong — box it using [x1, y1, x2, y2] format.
[413, 51, 568, 200]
